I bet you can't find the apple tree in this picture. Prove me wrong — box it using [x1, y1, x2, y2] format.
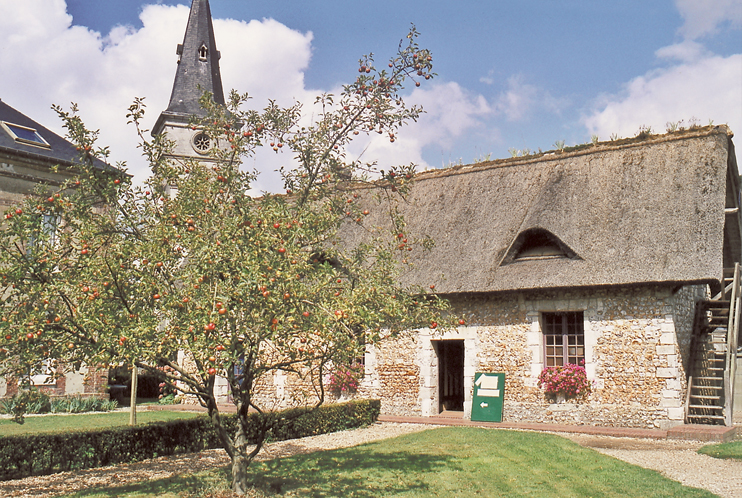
[0, 27, 450, 494]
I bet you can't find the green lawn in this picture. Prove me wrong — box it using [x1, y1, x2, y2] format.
[62, 427, 718, 498]
[698, 440, 742, 461]
[0, 410, 202, 436]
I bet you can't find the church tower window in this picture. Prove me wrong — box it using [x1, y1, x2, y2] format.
[199, 44, 208, 61]
[192, 132, 211, 154]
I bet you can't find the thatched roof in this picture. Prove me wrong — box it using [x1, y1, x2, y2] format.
[346, 126, 739, 295]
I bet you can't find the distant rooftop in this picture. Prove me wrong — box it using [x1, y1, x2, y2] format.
[0, 98, 112, 171]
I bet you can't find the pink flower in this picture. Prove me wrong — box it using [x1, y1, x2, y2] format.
[538, 363, 591, 400]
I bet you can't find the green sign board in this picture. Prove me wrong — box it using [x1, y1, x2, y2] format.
[471, 372, 505, 422]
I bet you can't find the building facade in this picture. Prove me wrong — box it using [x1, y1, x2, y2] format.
[152, 1, 740, 428]
[0, 98, 111, 398]
[252, 127, 740, 429]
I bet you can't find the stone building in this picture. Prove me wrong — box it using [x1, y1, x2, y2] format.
[0, 98, 112, 398]
[0, 99, 90, 213]
[344, 126, 741, 429]
[112, 0, 742, 428]
[253, 126, 740, 430]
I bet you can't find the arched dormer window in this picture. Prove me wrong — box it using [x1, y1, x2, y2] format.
[198, 44, 208, 61]
[501, 228, 580, 264]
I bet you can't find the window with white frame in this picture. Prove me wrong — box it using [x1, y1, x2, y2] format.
[542, 311, 585, 366]
[27, 213, 61, 254]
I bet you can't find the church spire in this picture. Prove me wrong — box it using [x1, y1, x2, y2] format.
[153, 0, 225, 136]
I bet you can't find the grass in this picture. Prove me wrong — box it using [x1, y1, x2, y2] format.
[0, 410, 202, 436]
[62, 471, 238, 498]
[61, 427, 717, 498]
[698, 440, 742, 461]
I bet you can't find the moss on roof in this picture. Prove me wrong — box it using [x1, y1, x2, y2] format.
[344, 126, 738, 294]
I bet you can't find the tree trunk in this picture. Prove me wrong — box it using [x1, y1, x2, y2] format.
[231, 452, 250, 495]
[231, 423, 250, 495]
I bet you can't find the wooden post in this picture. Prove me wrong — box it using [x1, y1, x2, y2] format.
[129, 363, 138, 426]
[723, 263, 740, 426]
[684, 375, 692, 423]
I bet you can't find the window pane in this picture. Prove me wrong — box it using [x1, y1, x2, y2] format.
[542, 311, 585, 366]
[5, 122, 47, 146]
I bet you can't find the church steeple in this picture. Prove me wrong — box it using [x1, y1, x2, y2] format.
[153, 0, 225, 137]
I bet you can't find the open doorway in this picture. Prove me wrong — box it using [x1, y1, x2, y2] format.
[434, 340, 464, 413]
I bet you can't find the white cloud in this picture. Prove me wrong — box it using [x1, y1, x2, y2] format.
[675, 0, 742, 39]
[655, 40, 712, 63]
[583, 53, 742, 140]
[216, 17, 315, 109]
[0, 2, 316, 187]
[495, 75, 537, 122]
[408, 82, 492, 147]
[1, 1, 487, 192]
[345, 81, 493, 172]
[490, 75, 568, 123]
[584, 1, 741, 143]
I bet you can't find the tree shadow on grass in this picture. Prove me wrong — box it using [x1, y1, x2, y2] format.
[243, 446, 459, 497]
[63, 467, 233, 498]
[62, 447, 454, 498]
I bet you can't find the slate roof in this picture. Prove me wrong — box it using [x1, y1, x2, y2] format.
[154, 0, 225, 135]
[0, 98, 109, 171]
[345, 126, 739, 295]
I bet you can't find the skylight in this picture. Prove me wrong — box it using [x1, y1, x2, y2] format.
[1, 121, 50, 148]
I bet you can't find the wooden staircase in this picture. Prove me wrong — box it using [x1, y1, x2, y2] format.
[685, 265, 740, 426]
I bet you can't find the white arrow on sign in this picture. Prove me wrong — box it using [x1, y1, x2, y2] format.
[480, 402, 488, 408]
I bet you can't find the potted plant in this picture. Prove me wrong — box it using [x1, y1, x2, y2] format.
[537, 362, 591, 403]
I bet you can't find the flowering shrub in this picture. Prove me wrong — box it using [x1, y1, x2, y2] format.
[327, 363, 364, 397]
[537, 363, 591, 400]
[157, 364, 180, 402]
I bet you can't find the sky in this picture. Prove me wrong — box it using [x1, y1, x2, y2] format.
[0, 0, 740, 191]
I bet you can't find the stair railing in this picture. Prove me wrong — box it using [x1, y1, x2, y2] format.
[724, 263, 740, 426]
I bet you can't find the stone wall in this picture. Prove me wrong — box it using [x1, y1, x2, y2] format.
[0, 364, 108, 399]
[357, 334, 421, 415]
[361, 284, 705, 429]
[251, 365, 330, 410]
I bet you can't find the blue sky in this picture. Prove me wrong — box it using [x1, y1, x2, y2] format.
[1, 0, 740, 190]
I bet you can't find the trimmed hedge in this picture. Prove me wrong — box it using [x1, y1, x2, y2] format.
[0, 399, 380, 481]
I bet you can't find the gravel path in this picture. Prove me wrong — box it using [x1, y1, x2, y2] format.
[1, 422, 739, 498]
[563, 433, 742, 498]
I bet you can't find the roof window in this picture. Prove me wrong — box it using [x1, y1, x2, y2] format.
[1, 121, 50, 149]
[199, 44, 208, 61]
[501, 228, 579, 264]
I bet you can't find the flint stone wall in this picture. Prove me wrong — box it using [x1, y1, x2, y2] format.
[252, 367, 328, 410]
[361, 284, 705, 429]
